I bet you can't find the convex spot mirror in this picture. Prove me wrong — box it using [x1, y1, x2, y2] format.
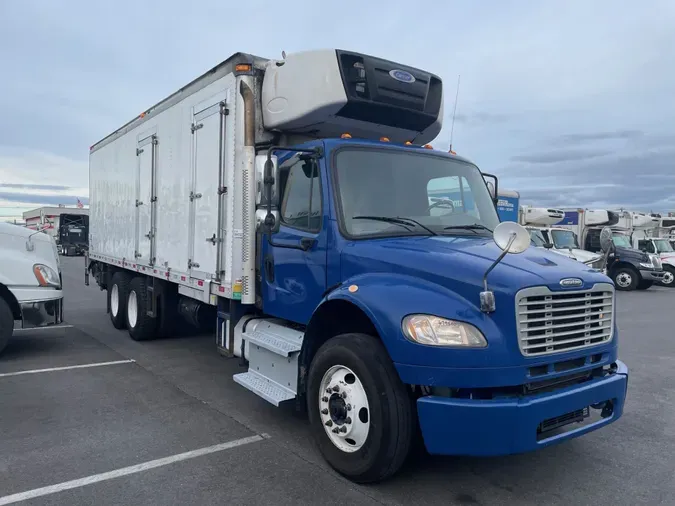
[493, 222, 530, 254]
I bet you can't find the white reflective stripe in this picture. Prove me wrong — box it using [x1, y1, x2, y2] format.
[0, 360, 135, 378]
[0, 434, 269, 505]
[14, 324, 74, 332]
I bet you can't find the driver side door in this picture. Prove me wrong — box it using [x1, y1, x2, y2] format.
[261, 154, 327, 324]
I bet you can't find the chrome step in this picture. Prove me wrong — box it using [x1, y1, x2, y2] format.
[233, 371, 296, 407]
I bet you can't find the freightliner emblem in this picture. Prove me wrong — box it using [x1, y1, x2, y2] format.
[559, 278, 583, 287]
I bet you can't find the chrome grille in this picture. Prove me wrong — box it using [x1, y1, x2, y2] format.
[516, 283, 614, 357]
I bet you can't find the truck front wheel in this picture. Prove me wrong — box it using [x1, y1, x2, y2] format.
[126, 276, 158, 341]
[307, 333, 415, 483]
[0, 297, 14, 355]
[108, 272, 130, 329]
[660, 266, 675, 287]
[612, 267, 638, 291]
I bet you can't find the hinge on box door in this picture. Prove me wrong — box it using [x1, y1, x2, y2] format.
[220, 104, 229, 116]
[136, 148, 144, 156]
[150, 196, 158, 203]
[135, 199, 143, 207]
[188, 259, 200, 269]
[145, 231, 155, 239]
[135, 251, 142, 258]
[189, 191, 202, 202]
[152, 136, 158, 145]
[217, 186, 227, 195]
[191, 122, 204, 134]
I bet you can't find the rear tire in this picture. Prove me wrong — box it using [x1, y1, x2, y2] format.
[108, 272, 130, 329]
[126, 276, 158, 341]
[307, 333, 415, 484]
[660, 266, 675, 287]
[612, 267, 638, 291]
[0, 297, 14, 355]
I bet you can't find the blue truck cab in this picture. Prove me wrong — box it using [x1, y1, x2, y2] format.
[251, 134, 628, 482]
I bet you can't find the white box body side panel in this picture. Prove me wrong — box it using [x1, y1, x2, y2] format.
[89, 72, 242, 300]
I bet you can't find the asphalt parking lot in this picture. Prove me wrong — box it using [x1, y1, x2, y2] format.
[1, 256, 674, 505]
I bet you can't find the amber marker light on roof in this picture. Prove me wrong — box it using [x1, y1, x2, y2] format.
[341, 133, 352, 139]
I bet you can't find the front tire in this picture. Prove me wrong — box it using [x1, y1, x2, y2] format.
[0, 297, 14, 355]
[660, 266, 675, 287]
[307, 333, 414, 483]
[612, 267, 638, 291]
[126, 276, 158, 341]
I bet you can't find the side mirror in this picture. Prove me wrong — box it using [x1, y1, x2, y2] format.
[482, 172, 499, 205]
[599, 227, 614, 253]
[543, 242, 554, 249]
[255, 154, 278, 205]
[486, 181, 496, 200]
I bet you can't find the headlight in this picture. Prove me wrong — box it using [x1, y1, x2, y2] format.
[639, 262, 654, 269]
[402, 315, 487, 348]
[33, 264, 61, 288]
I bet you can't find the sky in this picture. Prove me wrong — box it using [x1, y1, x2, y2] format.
[1, 0, 674, 221]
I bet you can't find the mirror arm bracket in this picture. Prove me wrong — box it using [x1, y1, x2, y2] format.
[480, 233, 516, 313]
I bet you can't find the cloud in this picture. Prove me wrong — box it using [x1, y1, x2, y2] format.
[1, 0, 675, 222]
[511, 149, 612, 164]
[556, 130, 644, 145]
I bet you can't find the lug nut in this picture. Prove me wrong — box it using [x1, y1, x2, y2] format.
[339, 426, 347, 433]
[325, 420, 333, 427]
[322, 396, 329, 402]
[326, 388, 332, 394]
[346, 404, 352, 411]
[345, 417, 352, 424]
[321, 408, 329, 415]
[332, 385, 340, 392]
[332, 428, 339, 433]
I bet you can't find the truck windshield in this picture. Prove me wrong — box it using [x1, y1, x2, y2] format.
[528, 229, 547, 247]
[612, 234, 631, 248]
[333, 148, 499, 238]
[551, 230, 579, 249]
[653, 239, 674, 253]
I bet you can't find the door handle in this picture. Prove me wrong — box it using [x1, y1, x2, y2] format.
[300, 237, 316, 251]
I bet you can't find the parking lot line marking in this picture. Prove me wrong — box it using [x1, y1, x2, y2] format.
[0, 359, 136, 378]
[0, 434, 269, 505]
[14, 324, 74, 332]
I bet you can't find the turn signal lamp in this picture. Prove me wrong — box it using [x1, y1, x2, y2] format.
[404, 141, 413, 145]
[235, 64, 252, 72]
[423, 144, 433, 149]
[380, 137, 390, 142]
[341, 133, 352, 139]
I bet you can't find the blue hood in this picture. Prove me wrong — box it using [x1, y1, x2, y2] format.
[340, 235, 611, 299]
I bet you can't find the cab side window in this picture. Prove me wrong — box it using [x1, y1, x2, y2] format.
[279, 156, 321, 231]
[638, 240, 655, 253]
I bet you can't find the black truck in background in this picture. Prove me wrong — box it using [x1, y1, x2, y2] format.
[58, 214, 89, 256]
[585, 228, 665, 290]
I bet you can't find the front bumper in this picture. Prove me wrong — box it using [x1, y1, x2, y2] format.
[640, 269, 666, 282]
[416, 360, 628, 456]
[19, 296, 64, 329]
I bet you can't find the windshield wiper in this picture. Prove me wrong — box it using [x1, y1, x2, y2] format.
[353, 216, 437, 236]
[443, 224, 493, 235]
